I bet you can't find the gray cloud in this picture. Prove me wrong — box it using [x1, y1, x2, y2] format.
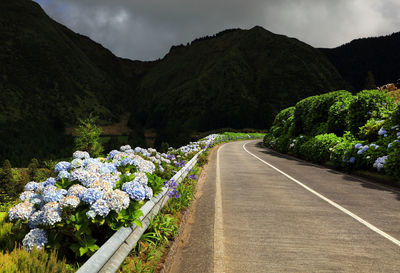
[34, 0, 400, 60]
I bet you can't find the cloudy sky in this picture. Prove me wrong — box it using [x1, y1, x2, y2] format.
[33, 0, 400, 61]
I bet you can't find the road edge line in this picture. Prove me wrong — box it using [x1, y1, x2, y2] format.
[214, 144, 225, 273]
[243, 141, 400, 248]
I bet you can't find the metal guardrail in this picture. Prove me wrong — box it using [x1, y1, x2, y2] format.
[77, 150, 202, 273]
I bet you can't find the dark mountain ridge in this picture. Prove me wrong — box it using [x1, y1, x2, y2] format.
[320, 31, 400, 90]
[134, 26, 348, 146]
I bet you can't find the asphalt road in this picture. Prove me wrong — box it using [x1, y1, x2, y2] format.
[166, 140, 400, 273]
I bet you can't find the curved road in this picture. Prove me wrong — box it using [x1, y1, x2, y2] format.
[165, 140, 400, 272]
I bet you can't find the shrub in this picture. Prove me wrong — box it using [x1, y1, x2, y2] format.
[294, 90, 352, 136]
[327, 93, 354, 135]
[330, 132, 359, 170]
[385, 142, 400, 178]
[298, 134, 343, 163]
[270, 107, 295, 138]
[74, 116, 103, 157]
[289, 135, 310, 157]
[359, 118, 385, 142]
[347, 90, 396, 137]
[27, 158, 40, 181]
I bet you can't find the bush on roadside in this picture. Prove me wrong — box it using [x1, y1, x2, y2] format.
[347, 90, 396, 137]
[298, 134, 343, 163]
[294, 90, 351, 136]
[329, 132, 359, 170]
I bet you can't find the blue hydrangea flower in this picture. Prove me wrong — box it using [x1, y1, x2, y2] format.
[28, 211, 44, 228]
[22, 228, 48, 251]
[73, 151, 90, 160]
[120, 145, 132, 151]
[373, 156, 388, 172]
[81, 188, 103, 204]
[103, 189, 130, 213]
[369, 143, 380, 149]
[42, 186, 66, 203]
[24, 181, 40, 192]
[20, 191, 35, 202]
[41, 202, 62, 225]
[122, 181, 146, 201]
[54, 161, 71, 173]
[354, 143, 362, 149]
[83, 158, 101, 167]
[60, 196, 80, 209]
[86, 210, 96, 219]
[57, 170, 70, 180]
[349, 157, 356, 164]
[397, 132, 400, 138]
[98, 163, 118, 174]
[71, 158, 84, 169]
[107, 150, 120, 160]
[378, 127, 387, 136]
[90, 199, 110, 217]
[43, 177, 56, 187]
[144, 185, 153, 200]
[67, 184, 86, 198]
[9, 202, 36, 221]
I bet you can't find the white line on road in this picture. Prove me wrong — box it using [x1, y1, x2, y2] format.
[243, 142, 400, 248]
[214, 145, 225, 273]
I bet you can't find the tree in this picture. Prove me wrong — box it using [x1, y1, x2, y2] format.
[74, 116, 103, 157]
[0, 159, 15, 198]
[28, 158, 40, 181]
[364, 71, 377, 90]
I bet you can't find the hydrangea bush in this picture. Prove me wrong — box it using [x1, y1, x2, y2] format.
[8, 134, 222, 258]
[264, 90, 400, 178]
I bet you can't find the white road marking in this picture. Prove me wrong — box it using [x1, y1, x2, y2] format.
[214, 145, 225, 273]
[243, 142, 400, 248]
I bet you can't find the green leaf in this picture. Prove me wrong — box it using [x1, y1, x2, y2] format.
[133, 219, 143, 228]
[79, 247, 88, 256]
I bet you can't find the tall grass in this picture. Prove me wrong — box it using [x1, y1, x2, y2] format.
[0, 246, 74, 273]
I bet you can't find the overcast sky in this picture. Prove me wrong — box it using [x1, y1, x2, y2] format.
[33, 0, 400, 61]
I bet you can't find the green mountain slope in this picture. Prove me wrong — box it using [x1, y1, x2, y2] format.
[134, 26, 348, 146]
[320, 32, 400, 91]
[0, 0, 153, 165]
[0, 0, 152, 125]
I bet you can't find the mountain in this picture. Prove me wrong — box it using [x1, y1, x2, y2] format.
[0, 0, 153, 125]
[0, 0, 154, 165]
[134, 26, 348, 147]
[0, 0, 349, 165]
[320, 32, 400, 91]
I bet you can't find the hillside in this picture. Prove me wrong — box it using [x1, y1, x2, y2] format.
[0, 0, 350, 165]
[320, 32, 400, 91]
[0, 0, 153, 165]
[134, 26, 349, 147]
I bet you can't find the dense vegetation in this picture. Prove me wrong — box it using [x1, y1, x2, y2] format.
[320, 32, 400, 90]
[264, 89, 400, 181]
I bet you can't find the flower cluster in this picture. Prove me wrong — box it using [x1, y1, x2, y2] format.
[373, 156, 388, 171]
[9, 133, 223, 251]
